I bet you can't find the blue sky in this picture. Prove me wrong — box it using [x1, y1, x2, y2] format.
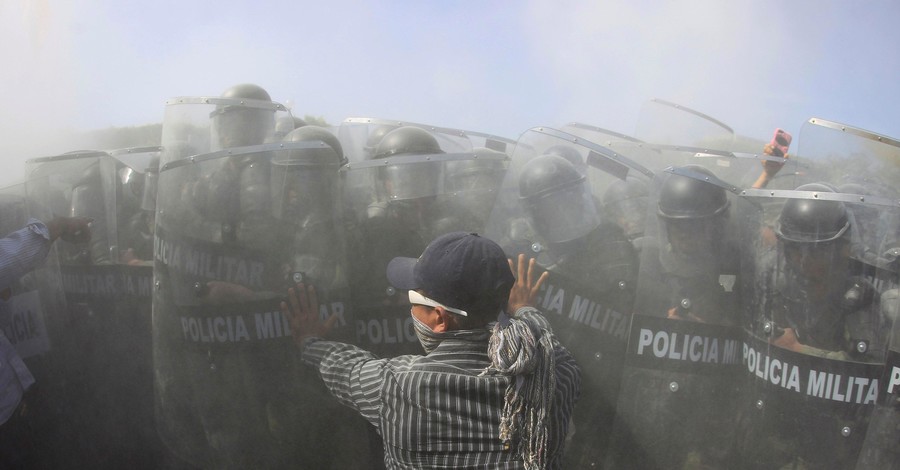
[2, 0, 898, 186]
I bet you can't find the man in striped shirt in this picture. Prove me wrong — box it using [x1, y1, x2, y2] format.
[283, 232, 581, 469]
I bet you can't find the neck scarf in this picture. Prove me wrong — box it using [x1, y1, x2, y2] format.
[481, 312, 557, 470]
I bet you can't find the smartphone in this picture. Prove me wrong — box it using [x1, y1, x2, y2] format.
[770, 128, 792, 157]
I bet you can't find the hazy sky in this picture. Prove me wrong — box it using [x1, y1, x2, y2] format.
[2, 0, 898, 186]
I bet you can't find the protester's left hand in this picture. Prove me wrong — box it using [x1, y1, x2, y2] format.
[507, 254, 549, 315]
[281, 283, 339, 346]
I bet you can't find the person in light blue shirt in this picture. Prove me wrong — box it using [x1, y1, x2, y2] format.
[0, 216, 90, 469]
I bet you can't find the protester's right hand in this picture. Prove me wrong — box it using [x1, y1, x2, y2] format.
[48, 216, 92, 243]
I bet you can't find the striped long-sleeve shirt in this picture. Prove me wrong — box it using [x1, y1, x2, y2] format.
[301, 307, 581, 469]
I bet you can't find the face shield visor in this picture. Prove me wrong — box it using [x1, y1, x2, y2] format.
[377, 161, 442, 202]
[271, 147, 340, 222]
[605, 195, 647, 240]
[211, 106, 276, 149]
[522, 179, 598, 245]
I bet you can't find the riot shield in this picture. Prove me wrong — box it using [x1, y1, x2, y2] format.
[26, 149, 169, 468]
[857, 286, 900, 469]
[605, 166, 752, 469]
[337, 119, 508, 359]
[626, 99, 765, 187]
[737, 119, 900, 469]
[484, 127, 652, 467]
[337, 117, 474, 163]
[154, 95, 366, 469]
[0, 182, 70, 468]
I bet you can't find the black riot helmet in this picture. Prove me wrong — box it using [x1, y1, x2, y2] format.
[657, 165, 729, 220]
[274, 115, 295, 141]
[364, 124, 401, 159]
[543, 145, 586, 173]
[273, 126, 344, 221]
[373, 126, 443, 201]
[775, 183, 850, 244]
[657, 165, 729, 257]
[519, 153, 599, 245]
[283, 125, 346, 166]
[373, 126, 442, 159]
[211, 83, 276, 148]
[603, 175, 649, 240]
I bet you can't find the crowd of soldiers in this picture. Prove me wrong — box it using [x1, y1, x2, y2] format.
[3, 83, 899, 469]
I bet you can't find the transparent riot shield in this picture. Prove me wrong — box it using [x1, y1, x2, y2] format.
[341, 149, 508, 359]
[336, 118, 508, 360]
[857, 289, 900, 469]
[635, 98, 736, 152]
[483, 127, 653, 467]
[0, 182, 70, 468]
[625, 98, 768, 187]
[605, 166, 751, 469]
[109, 146, 161, 264]
[25, 149, 168, 467]
[337, 117, 474, 163]
[155, 95, 366, 469]
[737, 119, 900, 469]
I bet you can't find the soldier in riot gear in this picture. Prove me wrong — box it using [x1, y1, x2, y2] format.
[154, 86, 367, 469]
[117, 152, 160, 264]
[735, 118, 900, 470]
[363, 125, 445, 244]
[637, 164, 740, 325]
[213, 83, 278, 149]
[483, 130, 645, 468]
[602, 174, 649, 250]
[769, 184, 883, 360]
[604, 165, 747, 470]
[347, 126, 442, 358]
[517, 153, 636, 300]
[437, 146, 508, 235]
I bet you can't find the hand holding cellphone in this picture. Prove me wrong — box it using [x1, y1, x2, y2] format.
[769, 128, 792, 157]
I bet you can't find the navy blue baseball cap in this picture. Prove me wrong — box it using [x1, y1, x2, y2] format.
[387, 232, 515, 316]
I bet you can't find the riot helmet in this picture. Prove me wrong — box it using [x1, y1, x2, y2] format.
[273, 126, 344, 221]
[775, 184, 850, 244]
[775, 184, 851, 285]
[211, 83, 276, 149]
[603, 175, 649, 240]
[274, 115, 295, 141]
[657, 165, 729, 220]
[373, 126, 442, 159]
[444, 147, 509, 230]
[518, 153, 599, 246]
[657, 165, 730, 257]
[373, 126, 443, 201]
[364, 124, 401, 159]
[543, 145, 586, 173]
